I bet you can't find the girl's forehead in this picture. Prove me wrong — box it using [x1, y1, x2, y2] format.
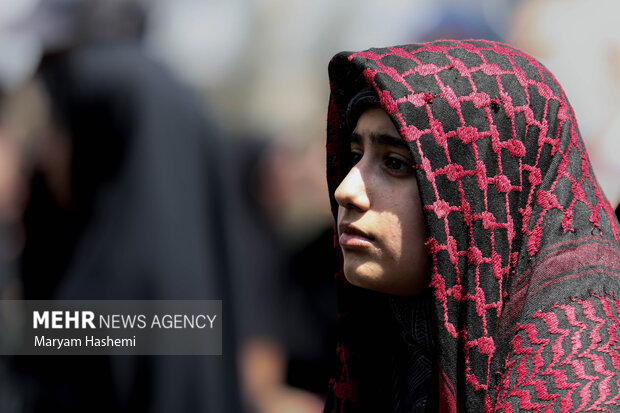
[352, 108, 397, 135]
[350, 108, 410, 152]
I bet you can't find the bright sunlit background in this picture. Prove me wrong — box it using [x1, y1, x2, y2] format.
[2, 0, 619, 204]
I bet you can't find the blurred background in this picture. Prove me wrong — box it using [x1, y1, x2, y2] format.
[0, 0, 618, 412]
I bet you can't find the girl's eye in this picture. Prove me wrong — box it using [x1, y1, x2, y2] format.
[384, 156, 413, 175]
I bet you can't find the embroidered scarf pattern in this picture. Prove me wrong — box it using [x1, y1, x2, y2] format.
[325, 39, 620, 412]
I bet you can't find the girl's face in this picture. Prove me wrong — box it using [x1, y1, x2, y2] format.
[335, 107, 429, 296]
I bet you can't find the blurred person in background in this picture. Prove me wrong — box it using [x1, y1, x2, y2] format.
[0, 45, 56, 412]
[0, 83, 36, 291]
[0, 78, 29, 413]
[230, 137, 336, 413]
[1, 0, 240, 411]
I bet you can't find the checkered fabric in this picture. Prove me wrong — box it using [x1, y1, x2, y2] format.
[325, 39, 620, 412]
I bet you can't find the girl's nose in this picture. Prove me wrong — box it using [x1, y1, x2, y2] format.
[334, 165, 370, 211]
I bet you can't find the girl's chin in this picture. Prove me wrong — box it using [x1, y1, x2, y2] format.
[343, 261, 386, 288]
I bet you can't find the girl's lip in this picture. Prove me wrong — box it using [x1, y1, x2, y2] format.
[339, 231, 373, 248]
[338, 223, 374, 248]
[338, 222, 373, 238]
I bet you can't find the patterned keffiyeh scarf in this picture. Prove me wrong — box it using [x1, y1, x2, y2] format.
[325, 39, 620, 412]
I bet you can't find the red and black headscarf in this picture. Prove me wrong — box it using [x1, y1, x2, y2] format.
[325, 39, 620, 412]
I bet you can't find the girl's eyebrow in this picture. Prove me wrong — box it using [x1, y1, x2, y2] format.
[351, 132, 408, 150]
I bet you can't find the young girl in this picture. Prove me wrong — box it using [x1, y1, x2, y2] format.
[325, 39, 620, 412]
